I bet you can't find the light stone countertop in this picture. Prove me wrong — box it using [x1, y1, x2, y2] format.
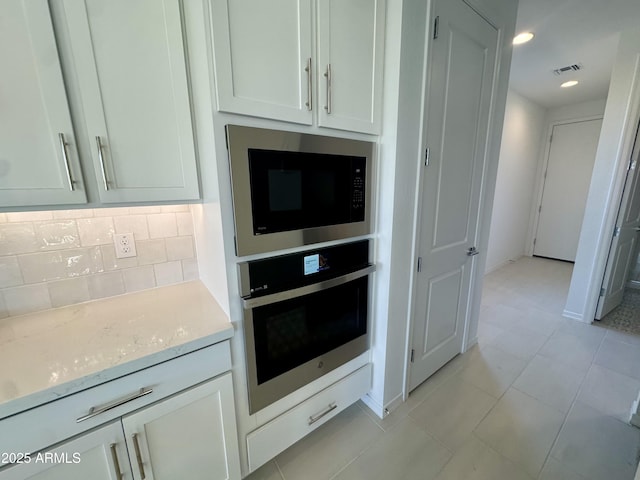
[0, 280, 233, 420]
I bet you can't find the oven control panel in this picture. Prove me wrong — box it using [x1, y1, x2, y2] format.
[238, 240, 370, 298]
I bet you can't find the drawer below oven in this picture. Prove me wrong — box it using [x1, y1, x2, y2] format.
[246, 363, 372, 472]
[1, 341, 231, 456]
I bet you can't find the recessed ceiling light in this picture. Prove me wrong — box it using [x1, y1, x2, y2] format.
[513, 32, 534, 45]
[561, 80, 579, 88]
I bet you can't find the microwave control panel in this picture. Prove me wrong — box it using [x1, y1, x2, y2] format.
[351, 166, 366, 216]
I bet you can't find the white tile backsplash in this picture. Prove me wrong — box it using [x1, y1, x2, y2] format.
[0, 293, 8, 319]
[0, 205, 198, 317]
[77, 217, 115, 246]
[182, 258, 199, 281]
[3, 284, 52, 316]
[48, 277, 91, 308]
[87, 272, 126, 300]
[137, 239, 168, 265]
[114, 215, 150, 240]
[0, 256, 23, 288]
[154, 261, 183, 286]
[18, 247, 103, 283]
[166, 236, 194, 261]
[34, 220, 80, 251]
[6, 211, 53, 222]
[0, 223, 40, 255]
[148, 213, 178, 238]
[122, 266, 156, 292]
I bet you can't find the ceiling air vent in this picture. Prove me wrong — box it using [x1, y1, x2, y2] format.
[553, 64, 583, 76]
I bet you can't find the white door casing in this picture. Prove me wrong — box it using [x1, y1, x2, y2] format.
[409, 0, 498, 392]
[596, 124, 640, 319]
[534, 119, 603, 262]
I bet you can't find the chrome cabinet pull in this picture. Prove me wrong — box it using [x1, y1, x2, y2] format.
[305, 57, 313, 111]
[324, 64, 332, 114]
[110, 443, 123, 480]
[467, 246, 479, 256]
[132, 433, 146, 479]
[96, 135, 109, 191]
[76, 387, 153, 423]
[308, 402, 337, 425]
[58, 133, 74, 191]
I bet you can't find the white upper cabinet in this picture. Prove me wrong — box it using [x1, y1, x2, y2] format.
[62, 0, 200, 203]
[211, 0, 313, 125]
[0, 0, 87, 207]
[316, 0, 385, 133]
[211, 0, 385, 134]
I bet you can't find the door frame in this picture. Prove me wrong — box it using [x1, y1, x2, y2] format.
[526, 115, 604, 257]
[565, 50, 640, 323]
[402, 0, 508, 399]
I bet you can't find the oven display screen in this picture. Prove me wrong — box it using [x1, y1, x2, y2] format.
[303, 254, 320, 275]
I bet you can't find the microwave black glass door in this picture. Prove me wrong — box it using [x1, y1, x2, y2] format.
[251, 276, 367, 385]
[248, 149, 366, 235]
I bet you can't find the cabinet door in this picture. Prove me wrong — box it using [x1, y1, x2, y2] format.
[122, 374, 241, 480]
[316, 0, 385, 134]
[0, 0, 87, 208]
[0, 422, 130, 480]
[62, 0, 200, 203]
[211, 0, 313, 125]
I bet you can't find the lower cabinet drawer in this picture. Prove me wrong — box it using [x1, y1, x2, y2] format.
[1, 341, 231, 456]
[246, 363, 372, 472]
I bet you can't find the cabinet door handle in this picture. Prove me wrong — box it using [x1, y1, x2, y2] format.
[132, 433, 146, 479]
[110, 443, 123, 480]
[58, 133, 75, 191]
[76, 387, 153, 423]
[324, 64, 332, 114]
[305, 57, 313, 111]
[96, 135, 110, 191]
[308, 402, 337, 425]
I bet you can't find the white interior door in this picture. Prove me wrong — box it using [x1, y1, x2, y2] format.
[596, 125, 640, 319]
[409, 0, 498, 392]
[534, 119, 603, 262]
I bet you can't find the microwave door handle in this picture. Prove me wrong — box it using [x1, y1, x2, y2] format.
[242, 265, 376, 309]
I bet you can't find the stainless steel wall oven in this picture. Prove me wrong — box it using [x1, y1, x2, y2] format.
[226, 125, 374, 256]
[239, 240, 374, 414]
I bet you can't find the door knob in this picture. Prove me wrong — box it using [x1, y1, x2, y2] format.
[467, 246, 479, 256]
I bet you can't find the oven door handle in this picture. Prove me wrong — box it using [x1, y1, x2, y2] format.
[242, 265, 376, 308]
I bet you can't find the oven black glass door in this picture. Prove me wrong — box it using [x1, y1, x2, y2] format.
[248, 149, 366, 235]
[251, 275, 368, 386]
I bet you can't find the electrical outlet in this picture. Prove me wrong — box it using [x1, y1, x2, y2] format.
[114, 233, 137, 259]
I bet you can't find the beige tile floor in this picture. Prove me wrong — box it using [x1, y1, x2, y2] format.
[247, 256, 640, 480]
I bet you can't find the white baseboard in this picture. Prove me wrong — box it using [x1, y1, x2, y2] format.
[562, 309, 585, 322]
[484, 256, 523, 275]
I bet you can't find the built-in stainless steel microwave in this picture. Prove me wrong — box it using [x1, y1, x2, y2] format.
[226, 125, 374, 256]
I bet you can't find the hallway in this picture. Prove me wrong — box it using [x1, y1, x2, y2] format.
[248, 256, 640, 480]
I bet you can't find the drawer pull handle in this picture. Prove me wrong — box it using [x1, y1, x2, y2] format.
[133, 433, 146, 479]
[308, 402, 337, 425]
[76, 387, 153, 423]
[110, 443, 123, 480]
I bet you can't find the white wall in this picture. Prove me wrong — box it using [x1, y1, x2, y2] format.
[565, 28, 640, 322]
[545, 98, 607, 125]
[486, 89, 546, 273]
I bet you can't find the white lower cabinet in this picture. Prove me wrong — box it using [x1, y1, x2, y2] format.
[0, 374, 240, 480]
[0, 422, 127, 480]
[246, 363, 372, 473]
[122, 374, 240, 480]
